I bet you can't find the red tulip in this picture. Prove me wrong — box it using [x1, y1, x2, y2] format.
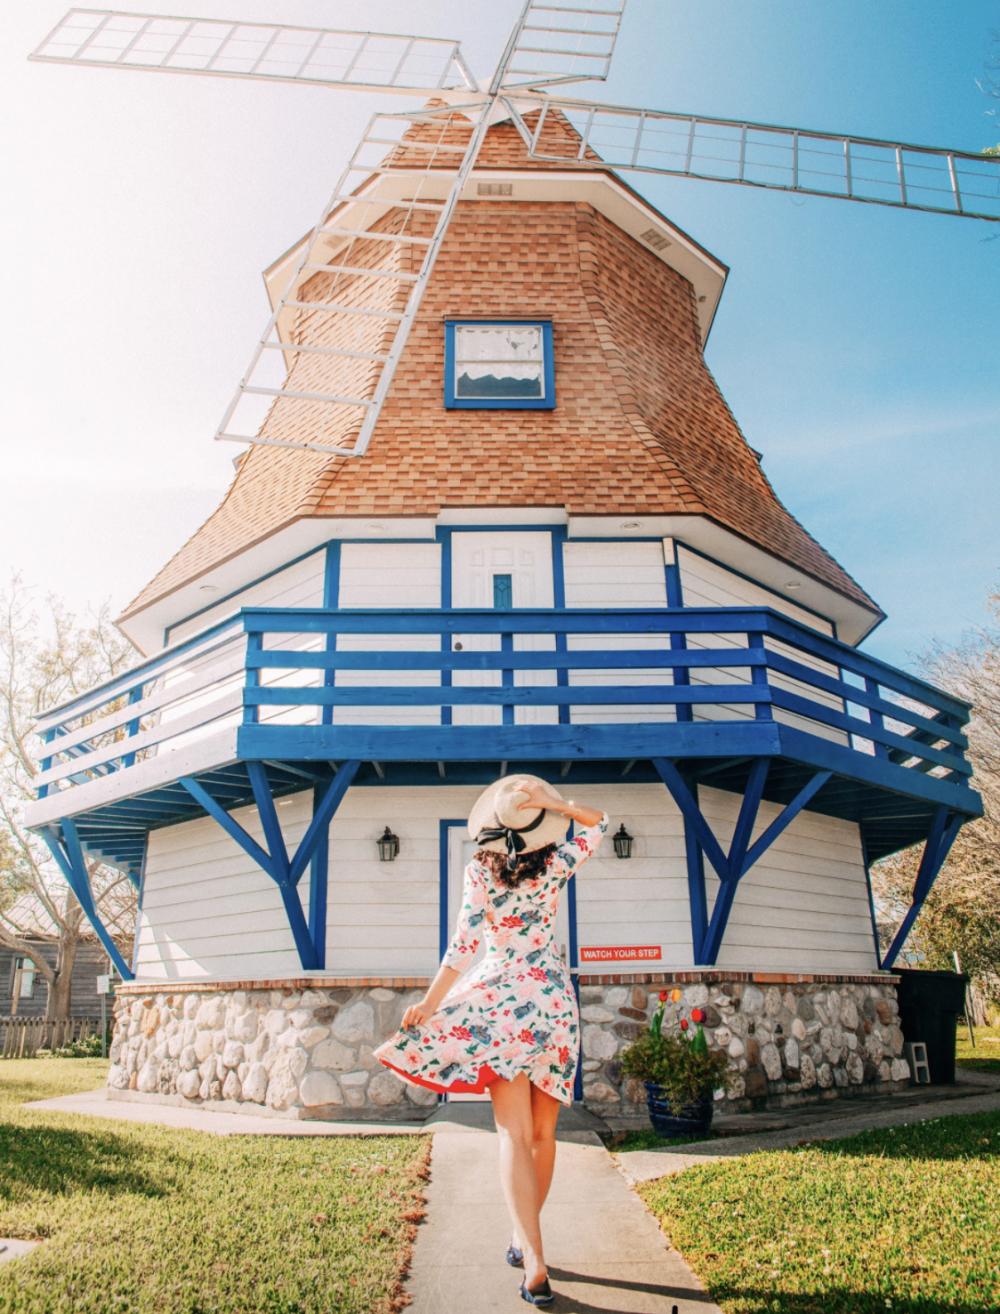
[658, 990, 668, 1002]
[691, 1007, 705, 1024]
[679, 1017, 689, 1031]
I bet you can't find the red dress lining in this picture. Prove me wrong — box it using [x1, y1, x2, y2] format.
[379, 1058, 502, 1095]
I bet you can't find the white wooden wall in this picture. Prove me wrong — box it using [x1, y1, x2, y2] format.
[335, 542, 442, 726]
[564, 540, 673, 724]
[135, 781, 877, 981]
[677, 546, 846, 743]
[168, 552, 326, 646]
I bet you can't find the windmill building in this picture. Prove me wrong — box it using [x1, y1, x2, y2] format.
[26, 4, 988, 1120]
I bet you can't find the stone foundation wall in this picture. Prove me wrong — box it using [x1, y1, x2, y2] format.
[577, 971, 911, 1114]
[108, 979, 435, 1119]
[108, 970, 910, 1121]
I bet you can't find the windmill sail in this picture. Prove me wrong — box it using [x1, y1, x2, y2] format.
[499, 0, 628, 90]
[505, 97, 1000, 221]
[215, 104, 493, 457]
[31, 9, 476, 95]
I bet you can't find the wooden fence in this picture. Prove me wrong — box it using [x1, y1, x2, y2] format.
[0, 1016, 102, 1059]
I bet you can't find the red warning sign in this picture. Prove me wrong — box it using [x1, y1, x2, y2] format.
[579, 945, 662, 962]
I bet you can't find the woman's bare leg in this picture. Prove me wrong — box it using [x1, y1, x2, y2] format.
[488, 1073, 548, 1290]
[510, 1082, 561, 1252]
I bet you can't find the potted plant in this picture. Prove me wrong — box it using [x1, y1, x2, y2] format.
[619, 988, 730, 1137]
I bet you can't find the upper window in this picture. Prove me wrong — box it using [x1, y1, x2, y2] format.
[444, 320, 555, 410]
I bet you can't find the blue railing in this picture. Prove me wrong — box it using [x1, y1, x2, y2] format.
[31, 606, 976, 808]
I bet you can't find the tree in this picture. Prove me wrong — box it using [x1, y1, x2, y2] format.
[0, 577, 139, 1020]
[872, 586, 1000, 1011]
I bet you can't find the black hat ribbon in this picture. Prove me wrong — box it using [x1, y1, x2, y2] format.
[476, 808, 546, 869]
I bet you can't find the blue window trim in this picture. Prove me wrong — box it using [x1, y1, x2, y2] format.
[444, 319, 555, 410]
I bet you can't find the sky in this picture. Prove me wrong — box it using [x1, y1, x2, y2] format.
[2, 0, 998, 672]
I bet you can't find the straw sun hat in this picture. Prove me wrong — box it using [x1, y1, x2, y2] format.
[468, 773, 570, 866]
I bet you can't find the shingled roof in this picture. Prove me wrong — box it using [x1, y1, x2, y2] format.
[119, 110, 880, 624]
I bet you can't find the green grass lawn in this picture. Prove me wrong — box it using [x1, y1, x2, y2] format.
[640, 1108, 1000, 1314]
[956, 1023, 1000, 1075]
[0, 1057, 430, 1314]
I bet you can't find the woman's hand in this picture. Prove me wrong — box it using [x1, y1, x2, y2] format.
[514, 778, 566, 813]
[401, 998, 434, 1030]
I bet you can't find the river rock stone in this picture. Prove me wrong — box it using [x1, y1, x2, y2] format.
[299, 1071, 343, 1107]
[332, 1001, 375, 1044]
[369, 1070, 405, 1105]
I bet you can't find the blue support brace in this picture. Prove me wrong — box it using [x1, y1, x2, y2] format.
[309, 782, 330, 971]
[654, 757, 833, 965]
[181, 761, 361, 970]
[40, 819, 134, 980]
[881, 807, 963, 970]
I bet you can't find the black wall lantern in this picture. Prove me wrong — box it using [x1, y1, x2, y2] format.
[377, 826, 400, 862]
[613, 823, 634, 859]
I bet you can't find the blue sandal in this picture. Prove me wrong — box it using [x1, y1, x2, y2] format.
[518, 1275, 554, 1306]
[506, 1241, 524, 1268]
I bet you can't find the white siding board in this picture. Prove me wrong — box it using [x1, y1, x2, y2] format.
[677, 546, 848, 743]
[335, 543, 442, 726]
[564, 541, 673, 723]
[134, 779, 877, 982]
[168, 552, 326, 646]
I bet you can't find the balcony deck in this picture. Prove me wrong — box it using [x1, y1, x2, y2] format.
[26, 606, 982, 877]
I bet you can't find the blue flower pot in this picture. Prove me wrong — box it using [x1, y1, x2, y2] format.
[643, 1082, 714, 1138]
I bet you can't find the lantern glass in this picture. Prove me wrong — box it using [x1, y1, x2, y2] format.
[377, 826, 400, 862]
[613, 823, 633, 859]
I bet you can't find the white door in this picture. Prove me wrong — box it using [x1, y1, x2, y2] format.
[443, 824, 572, 1102]
[450, 532, 557, 727]
[445, 827, 489, 1102]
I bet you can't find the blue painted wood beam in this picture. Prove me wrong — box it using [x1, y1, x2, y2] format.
[680, 773, 708, 960]
[309, 782, 330, 970]
[288, 760, 361, 885]
[651, 757, 730, 881]
[179, 776, 276, 876]
[241, 721, 781, 764]
[40, 820, 134, 980]
[727, 759, 770, 876]
[881, 807, 963, 969]
[248, 763, 290, 878]
[657, 759, 832, 966]
[740, 770, 833, 874]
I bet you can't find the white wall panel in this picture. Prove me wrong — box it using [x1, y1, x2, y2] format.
[134, 779, 878, 983]
[335, 543, 442, 726]
[564, 540, 672, 723]
[677, 546, 847, 743]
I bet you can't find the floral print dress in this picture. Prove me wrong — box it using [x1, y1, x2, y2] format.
[374, 813, 609, 1105]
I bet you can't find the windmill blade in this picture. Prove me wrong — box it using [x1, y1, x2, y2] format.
[497, 0, 628, 91]
[31, 9, 476, 95]
[505, 97, 1000, 221]
[215, 103, 494, 458]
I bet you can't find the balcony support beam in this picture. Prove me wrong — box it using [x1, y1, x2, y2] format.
[40, 818, 135, 980]
[654, 757, 833, 965]
[180, 762, 360, 971]
[881, 806, 963, 970]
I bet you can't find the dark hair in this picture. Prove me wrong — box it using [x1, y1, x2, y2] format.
[474, 842, 558, 889]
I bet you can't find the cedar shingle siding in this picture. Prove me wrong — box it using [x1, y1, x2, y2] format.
[120, 113, 877, 623]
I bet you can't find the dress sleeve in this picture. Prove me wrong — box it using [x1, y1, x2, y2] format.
[441, 859, 489, 974]
[549, 812, 610, 890]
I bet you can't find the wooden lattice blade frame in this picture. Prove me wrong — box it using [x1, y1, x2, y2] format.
[506, 95, 1000, 221]
[30, 9, 477, 96]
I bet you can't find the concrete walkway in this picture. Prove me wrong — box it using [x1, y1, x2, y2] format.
[23, 1086, 422, 1136]
[405, 1103, 722, 1313]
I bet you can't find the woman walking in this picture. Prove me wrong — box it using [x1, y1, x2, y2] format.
[374, 774, 609, 1306]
